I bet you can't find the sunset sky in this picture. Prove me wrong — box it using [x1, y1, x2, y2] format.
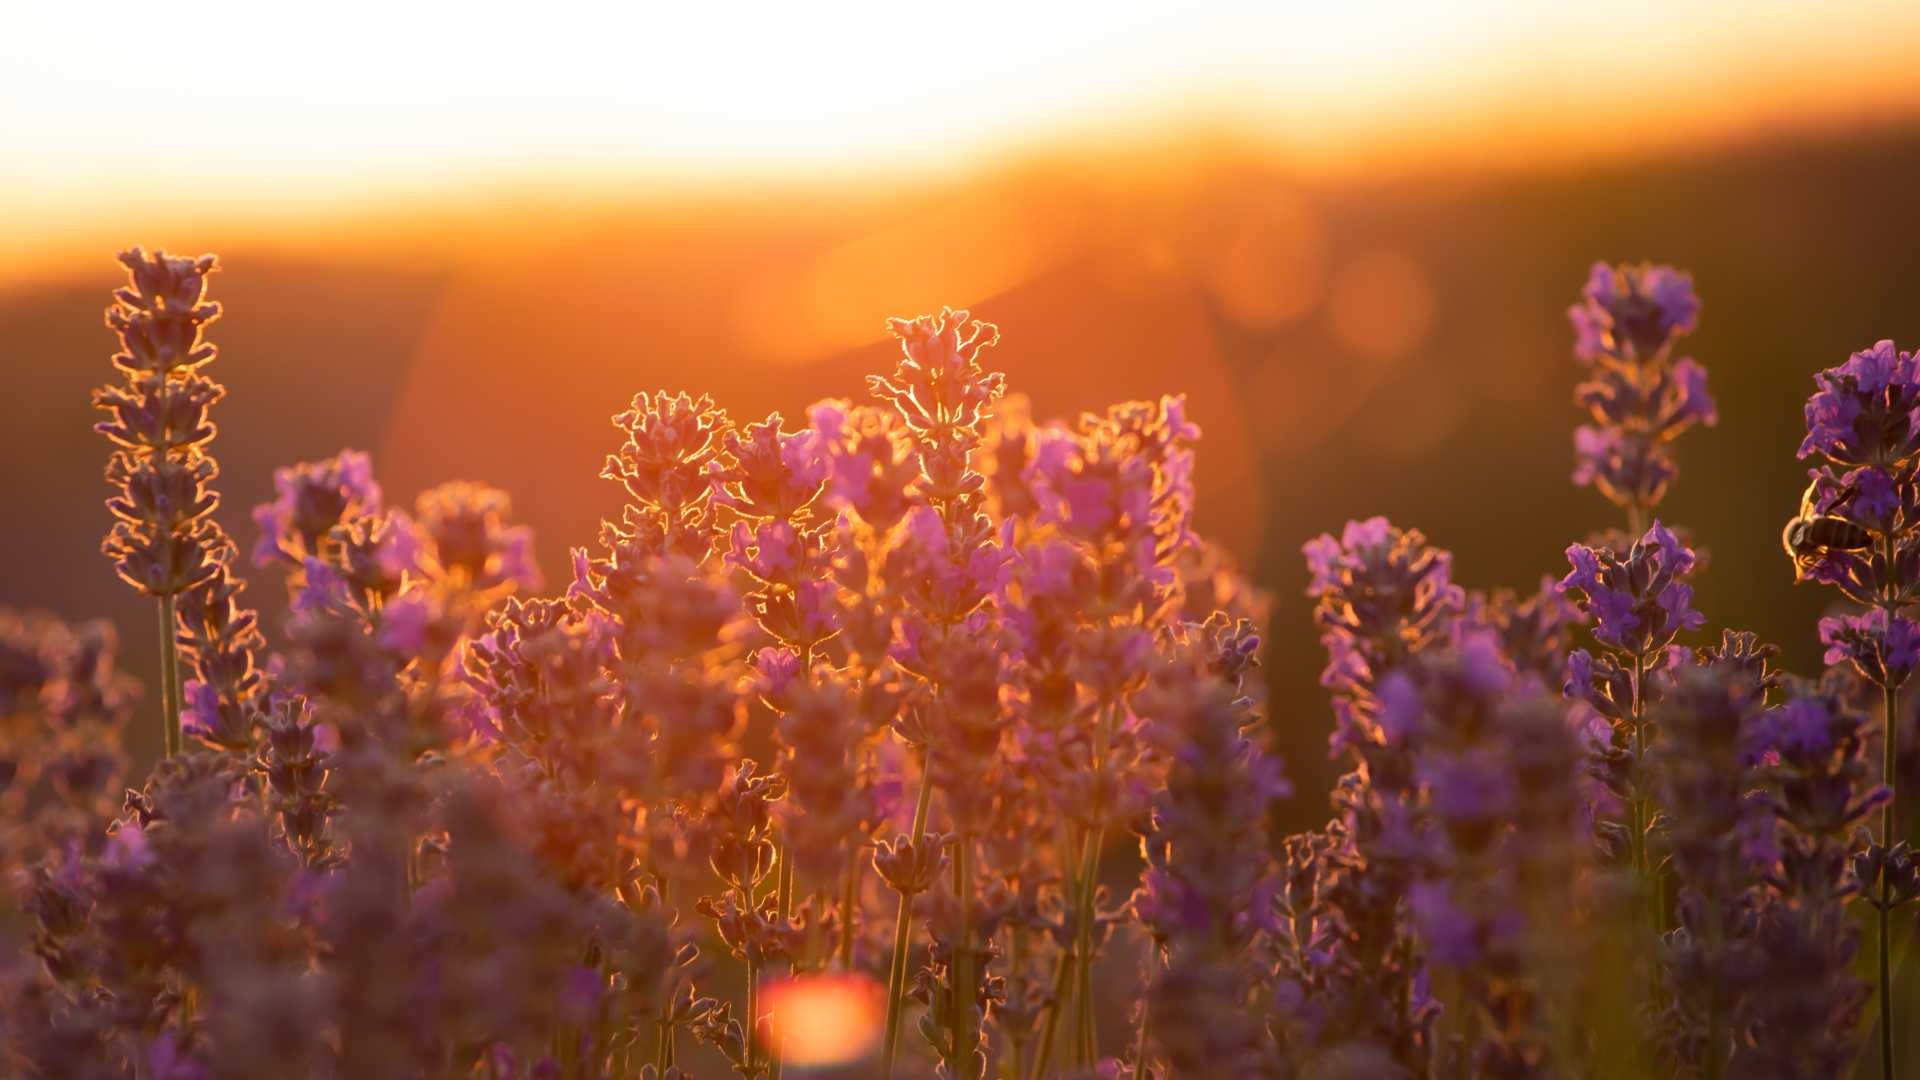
[7, 1, 1920, 270]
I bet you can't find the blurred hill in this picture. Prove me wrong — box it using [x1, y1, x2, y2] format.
[6, 121, 1920, 817]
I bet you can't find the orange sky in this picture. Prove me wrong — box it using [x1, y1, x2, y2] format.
[5, 2, 1920, 278]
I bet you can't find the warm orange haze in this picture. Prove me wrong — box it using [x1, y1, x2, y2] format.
[6, 5, 1920, 1078]
[6, 1, 1920, 271]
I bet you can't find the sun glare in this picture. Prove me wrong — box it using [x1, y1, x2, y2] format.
[2, 1, 1919, 269]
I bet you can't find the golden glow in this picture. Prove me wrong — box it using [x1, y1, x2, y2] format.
[4, 0, 1920, 272]
[761, 974, 884, 1068]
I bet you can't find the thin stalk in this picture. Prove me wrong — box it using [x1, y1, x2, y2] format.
[772, 850, 794, 1080]
[840, 845, 860, 972]
[1073, 827, 1105, 1069]
[1008, 923, 1028, 1080]
[157, 591, 182, 757]
[1879, 660, 1898, 1080]
[1130, 992, 1151, 1080]
[953, 832, 974, 1079]
[1029, 946, 1075, 1080]
[807, 889, 829, 972]
[882, 758, 937, 1079]
[737, 883, 762, 1074]
[1629, 652, 1653, 907]
[1073, 703, 1117, 1069]
[1881, 530, 1900, 1080]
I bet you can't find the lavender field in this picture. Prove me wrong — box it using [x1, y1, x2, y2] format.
[0, 231, 1915, 1080]
[10, 6, 1920, 1073]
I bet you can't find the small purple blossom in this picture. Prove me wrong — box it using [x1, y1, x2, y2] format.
[1798, 339, 1920, 465]
[1569, 261, 1699, 363]
[1559, 521, 1704, 655]
[1818, 608, 1920, 689]
[1567, 262, 1711, 515]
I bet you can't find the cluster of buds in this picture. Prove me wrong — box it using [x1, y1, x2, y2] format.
[1294, 517, 1464, 1072]
[1132, 617, 1284, 1079]
[1736, 679, 1881, 1074]
[1561, 522, 1708, 938]
[95, 249, 263, 756]
[1386, 635, 1584, 1077]
[1789, 338, 1920, 1075]
[1566, 262, 1716, 526]
[1646, 663, 1770, 1074]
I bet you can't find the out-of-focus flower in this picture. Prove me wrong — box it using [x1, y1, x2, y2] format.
[250, 450, 382, 567]
[1567, 262, 1712, 520]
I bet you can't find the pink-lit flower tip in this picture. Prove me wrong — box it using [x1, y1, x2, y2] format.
[1160, 393, 1202, 442]
[1643, 519, 1697, 577]
[376, 590, 435, 659]
[101, 822, 154, 873]
[1569, 261, 1699, 363]
[179, 679, 219, 737]
[1670, 357, 1718, 427]
[251, 449, 383, 566]
[753, 646, 802, 699]
[794, 578, 841, 643]
[727, 519, 801, 582]
[293, 557, 347, 613]
[1819, 608, 1920, 689]
[144, 1031, 209, 1080]
[762, 973, 884, 1067]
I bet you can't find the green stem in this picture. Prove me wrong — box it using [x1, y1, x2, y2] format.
[1073, 827, 1105, 1068]
[1881, 672, 1898, 1080]
[840, 845, 860, 972]
[737, 883, 761, 1073]
[1030, 946, 1075, 1080]
[157, 591, 182, 757]
[882, 758, 937, 1079]
[772, 849, 793, 1080]
[1881, 529, 1900, 1080]
[953, 832, 974, 1079]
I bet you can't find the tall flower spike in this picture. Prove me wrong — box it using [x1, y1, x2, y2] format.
[1567, 262, 1713, 530]
[1789, 338, 1920, 1078]
[94, 249, 242, 756]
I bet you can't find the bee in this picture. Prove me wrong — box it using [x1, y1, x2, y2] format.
[1782, 479, 1873, 579]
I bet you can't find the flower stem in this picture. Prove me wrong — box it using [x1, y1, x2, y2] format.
[881, 758, 936, 1079]
[1029, 944, 1074, 1080]
[1072, 826, 1105, 1068]
[772, 848, 794, 1080]
[1130, 992, 1151, 1080]
[1880, 528, 1900, 1080]
[157, 591, 182, 757]
[737, 883, 762, 1072]
[1880, 676, 1898, 1080]
[953, 831, 975, 1079]
[840, 846, 860, 972]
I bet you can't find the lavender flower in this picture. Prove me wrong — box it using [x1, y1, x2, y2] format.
[1791, 338, 1920, 1076]
[1649, 663, 1770, 1076]
[1733, 679, 1881, 1076]
[250, 449, 382, 567]
[1133, 618, 1286, 1080]
[1568, 262, 1713, 526]
[94, 249, 243, 755]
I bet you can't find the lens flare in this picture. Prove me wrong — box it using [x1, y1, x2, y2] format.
[763, 973, 884, 1069]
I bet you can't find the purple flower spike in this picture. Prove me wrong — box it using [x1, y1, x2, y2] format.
[1567, 261, 1710, 515]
